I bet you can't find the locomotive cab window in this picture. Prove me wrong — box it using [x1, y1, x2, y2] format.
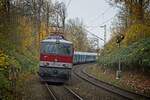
[41, 42, 73, 56]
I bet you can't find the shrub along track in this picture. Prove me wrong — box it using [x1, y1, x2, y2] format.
[73, 64, 149, 100]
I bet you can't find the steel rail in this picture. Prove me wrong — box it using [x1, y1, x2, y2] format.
[73, 65, 150, 100]
[64, 86, 83, 100]
[45, 83, 57, 100]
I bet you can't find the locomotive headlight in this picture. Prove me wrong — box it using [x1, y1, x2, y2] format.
[40, 61, 46, 66]
[43, 62, 46, 66]
[42, 61, 49, 66]
[63, 64, 69, 68]
[46, 62, 49, 65]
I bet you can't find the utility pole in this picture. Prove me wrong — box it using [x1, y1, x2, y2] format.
[89, 37, 100, 57]
[92, 38, 99, 52]
[100, 25, 107, 73]
[86, 29, 104, 55]
[100, 25, 106, 46]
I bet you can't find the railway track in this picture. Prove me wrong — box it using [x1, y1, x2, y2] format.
[45, 83, 57, 100]
[73, 64, 150, 100]
[45, 83, 83, 100]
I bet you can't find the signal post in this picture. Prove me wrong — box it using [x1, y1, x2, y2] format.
[116, 34, 124, 79]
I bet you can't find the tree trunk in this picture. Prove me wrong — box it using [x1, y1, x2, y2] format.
[132, 0, 144, 23]
[138, 0, 144, 23]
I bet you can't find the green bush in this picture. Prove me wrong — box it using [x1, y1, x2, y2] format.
[98, 37, 150, 71]
[0, 44, 38, 99]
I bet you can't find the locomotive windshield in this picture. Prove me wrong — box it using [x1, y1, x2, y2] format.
[41, 42, 73, 56]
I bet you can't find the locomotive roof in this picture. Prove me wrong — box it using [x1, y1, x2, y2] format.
[41, 39, 72, 44]
[74, 51, 97, 56]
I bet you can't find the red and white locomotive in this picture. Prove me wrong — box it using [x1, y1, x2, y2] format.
[39, 34, 73, 83]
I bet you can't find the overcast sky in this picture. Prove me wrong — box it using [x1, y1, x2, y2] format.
[54, 0, 118, 47]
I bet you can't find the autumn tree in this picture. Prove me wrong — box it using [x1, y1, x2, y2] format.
[107, 0, 150, 46]
[108, 0, 150, 24]
[48, 1, 66, 34]
[65, 18, 91, 51]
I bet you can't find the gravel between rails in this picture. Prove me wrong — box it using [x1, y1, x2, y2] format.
[47, 84, 83, 100]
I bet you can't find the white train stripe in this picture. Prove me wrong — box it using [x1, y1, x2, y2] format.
[40, 61, 72, 68]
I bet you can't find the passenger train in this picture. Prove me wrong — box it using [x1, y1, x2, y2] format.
[39, 34, 97, 83]
[73, 52, 97, 64]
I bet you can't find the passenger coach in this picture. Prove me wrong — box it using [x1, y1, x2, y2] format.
[73, 52, 97, 64]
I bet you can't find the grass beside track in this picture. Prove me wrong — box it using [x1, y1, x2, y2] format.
[86, 64, 150, 97]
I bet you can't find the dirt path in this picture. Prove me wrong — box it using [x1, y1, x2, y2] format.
[21, 75, 51, 100]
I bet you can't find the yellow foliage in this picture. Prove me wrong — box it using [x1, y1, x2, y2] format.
[17, 17, 34, 51]
[104, 37, 118, 54]
[39, 22, 58, 41]
[40, 22, 48, 40]
[0, 50, 9, 69]
[124, 24, 150, 45]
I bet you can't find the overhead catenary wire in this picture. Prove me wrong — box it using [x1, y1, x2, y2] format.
[85, 28, 104, 41]
[89, 6, 114, 24]
[100, 14, 117, 25]
[85, 14, 117, 28]
[66, 0, 72, 8]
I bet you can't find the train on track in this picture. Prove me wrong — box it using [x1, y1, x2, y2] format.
[39, 34, 97, 83]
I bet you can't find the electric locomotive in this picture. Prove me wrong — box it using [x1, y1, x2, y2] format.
[39, 34, 73, 83]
